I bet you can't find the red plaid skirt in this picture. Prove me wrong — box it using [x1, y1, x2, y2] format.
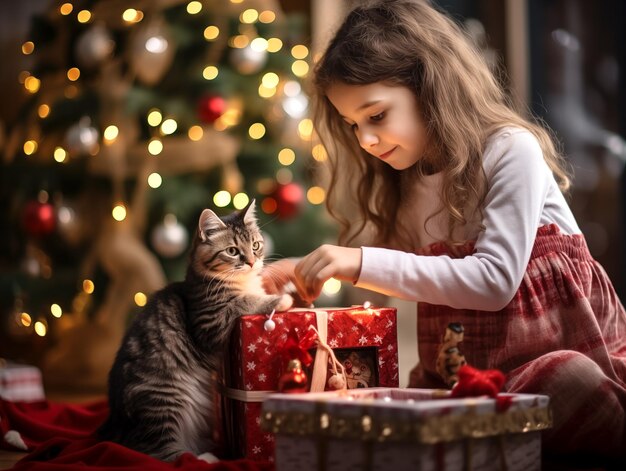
[409, 224, 626, 457]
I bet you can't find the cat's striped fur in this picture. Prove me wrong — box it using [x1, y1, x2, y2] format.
[98, 201, 292, 461]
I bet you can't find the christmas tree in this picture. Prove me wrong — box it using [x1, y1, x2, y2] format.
[0, 0, 335, 391]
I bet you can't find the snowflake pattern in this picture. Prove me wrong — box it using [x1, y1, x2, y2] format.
[329, 338, 339, 348]
[253, 446, 261, 454]
[373, 335, 383, 344]
[379, 358, 385, 367]
[247, 361, 256, 371]
[245, 383, 253, 391]
[351, 325, 359, 332]
[258, 373, 267, 382]
[358, 335, 368, 345]
[265, 434, 274, 443]
[247, 343, 257, 353]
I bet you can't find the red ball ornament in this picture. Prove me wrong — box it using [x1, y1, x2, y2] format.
[278, 359, 308, 394]
[197, 95, 227, 124]
[22, 201, 56, 237]
[272, 182, 305, 220]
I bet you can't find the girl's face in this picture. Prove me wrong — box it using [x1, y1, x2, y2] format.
[326, 82, 429, 171]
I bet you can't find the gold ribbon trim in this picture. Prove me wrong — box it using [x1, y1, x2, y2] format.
[261, 405, 552, 444]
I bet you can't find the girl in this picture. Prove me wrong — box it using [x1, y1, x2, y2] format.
[263, 0, 626, 461]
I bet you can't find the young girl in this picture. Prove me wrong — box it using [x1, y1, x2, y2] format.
[263, 0, 626, 461]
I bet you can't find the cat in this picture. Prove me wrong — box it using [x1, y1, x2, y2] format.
[98, 200, 292, 462]
[343, 351, 374, 389]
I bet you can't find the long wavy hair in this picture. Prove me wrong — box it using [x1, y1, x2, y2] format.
[313, 0, 570, 248]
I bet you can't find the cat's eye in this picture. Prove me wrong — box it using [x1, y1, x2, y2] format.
[225, 247, 239, 257]
[252, 241, 262, 251]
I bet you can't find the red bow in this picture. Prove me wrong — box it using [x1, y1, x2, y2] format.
[278, 328, 317, 367]
[451, 364, 505, 398]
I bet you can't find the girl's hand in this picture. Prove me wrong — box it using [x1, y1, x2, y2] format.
[294, 245, 362, 302]
[261, 258, 299, 294]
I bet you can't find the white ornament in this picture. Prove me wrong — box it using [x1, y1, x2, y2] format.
[4, 430, 27, 451]
[230, 44, 268, 74]
[263, 318, 276, 332]
[151, 214, 188, 258]
[129, 17, 175, 85]
[65, 117, 99, 155]
[75, 23, 114, 68]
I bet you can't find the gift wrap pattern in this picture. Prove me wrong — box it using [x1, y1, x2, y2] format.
[0, 362, 45, 403]
[223, 307, 399, 460]
[262, 388, 551, 471]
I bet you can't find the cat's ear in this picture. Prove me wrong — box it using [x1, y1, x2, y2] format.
[198, 209, 226, 241]
[241, 198, 257, 225]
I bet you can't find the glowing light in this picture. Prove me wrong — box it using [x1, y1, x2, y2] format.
[267, 38, 283, 53]
[259, 11, 276, 23]
[231, 35, 249, 48]
[34, 321, 47, 337]
[123, 9, 143, 23]
[112, 204, 127, 221]
[65, 85, 78, 98]
[23, 140, 38, 155]
[248, 123, 266, 140]
[60, 3, 73, 15]
[307, 186, 325, 205]
[283, 80, 301, 97]
[24, 76, 40, 93]
[38, 104, 50, 118]
[50, 304, 63, 318]
[233, 193, 250, 209]
[213, 190, 231, 207]
[67, 67, 80, 81]
[250, 37, 268, 52]
[20, 312, 32, 327]
[292, 60, 309, 77]
[322, 278, 342, 295]
[278, 148, 296, 166]
[134, 292, 148, 306]
[241, 9, 259, 23]
[161, 118, 177, 135]
[291, 45, 309, 59]
[54, 147, 67, 163]
[230, 0, 244, 3]
[148, 139, 163, 155]
[258, 84, 276, 98]
[83, 279, 95, 294]
[77, 10, 92, 23]
[147, 172, 162, 188]
[298, 119, 314, 141]
[203, 65, 219, 80]
[103, 125, 119, 141]
[262, 72, 279, 88]
[363, 301, 372, 309]
[147, 109, 162, 127]
[261, 197, 277, 214]
[145, 36, 168, 53]
[188, 125, 203, 141]
[187, 1, 202, 14]
[22, 41, 35, 55]
[204, 26, 220, 41]
[312, 144, 328, 162]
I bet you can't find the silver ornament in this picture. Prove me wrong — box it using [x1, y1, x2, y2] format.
[129, 18, 175, 85]
[263, 318, 276, 332]
[151, 214, 189, 258]
[75, 23, 115, 68]
[65, 117, 99, 155]
[230, 44, 268, 74]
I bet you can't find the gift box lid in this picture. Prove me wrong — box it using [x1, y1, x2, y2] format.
[261, 388, 551, 444]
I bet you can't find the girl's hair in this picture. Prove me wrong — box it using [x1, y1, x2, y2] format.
[312, 0, 570, 248]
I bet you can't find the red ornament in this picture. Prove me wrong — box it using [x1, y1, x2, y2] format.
[22, 201, 56, 237]
[197, 94, 227, 124]
[271, 182, 304, 220]
[278, 359, 308, 394]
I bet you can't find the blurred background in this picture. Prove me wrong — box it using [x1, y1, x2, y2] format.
[0, 0, 624, 394]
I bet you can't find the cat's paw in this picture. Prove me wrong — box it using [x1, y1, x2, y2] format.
[276, 293, 294, 312]
[197, 452, 220, 463]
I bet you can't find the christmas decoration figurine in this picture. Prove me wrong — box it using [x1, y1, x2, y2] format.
[278, 358, 308, 394]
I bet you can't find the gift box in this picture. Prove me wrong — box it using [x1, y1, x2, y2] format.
[0, 361, 45, 402]
[222, 306, 399, 461]
[262, 388, 552, 471]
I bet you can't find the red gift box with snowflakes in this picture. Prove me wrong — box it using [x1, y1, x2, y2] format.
[222, 306, 399, 461]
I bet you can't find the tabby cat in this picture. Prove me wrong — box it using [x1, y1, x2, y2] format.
[98, 200, 292, 462]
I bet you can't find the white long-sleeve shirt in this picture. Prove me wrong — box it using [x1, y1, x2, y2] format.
[355, 128, 581, 311]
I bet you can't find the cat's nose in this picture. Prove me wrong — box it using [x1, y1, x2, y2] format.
[244, 257, 255, 267]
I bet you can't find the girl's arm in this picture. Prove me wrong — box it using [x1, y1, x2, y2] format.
[355, 130, 555, 310]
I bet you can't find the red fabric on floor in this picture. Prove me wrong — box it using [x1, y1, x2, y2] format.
[0, 399, 272, 471]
